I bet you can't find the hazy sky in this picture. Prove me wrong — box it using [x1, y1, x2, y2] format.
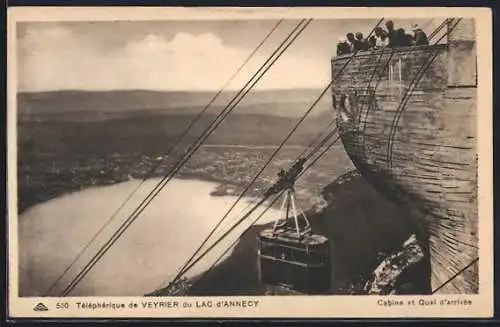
[17, 18, 441, 92]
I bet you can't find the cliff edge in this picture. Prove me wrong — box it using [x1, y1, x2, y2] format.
[152, 169, 429, 296]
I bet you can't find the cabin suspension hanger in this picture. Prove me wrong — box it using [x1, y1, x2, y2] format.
[161, 18, 386, 292]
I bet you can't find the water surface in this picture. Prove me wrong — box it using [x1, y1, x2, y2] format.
[19, 178, 279, 296]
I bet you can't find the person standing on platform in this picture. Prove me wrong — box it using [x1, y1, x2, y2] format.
[368, 35, 377, 49]
[395, 28, 413, 47]
[385, 20, 397, 47]
[355, 32, 369, 51]
[374, 27, 389, 48]
[346, 33, 357, 53]
[411, 24, 429, 45]
[336, 36, 351, 55]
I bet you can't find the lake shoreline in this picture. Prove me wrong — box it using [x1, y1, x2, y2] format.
[18, 177, 283, 297]
[18, 166, 425, 297]
[18, 162, 269, 215]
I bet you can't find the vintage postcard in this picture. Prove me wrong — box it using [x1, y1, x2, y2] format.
[7, 6, 493, 319]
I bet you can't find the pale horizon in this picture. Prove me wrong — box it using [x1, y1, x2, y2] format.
[17, 86, 326, 93]
[16, 18, 441, 93]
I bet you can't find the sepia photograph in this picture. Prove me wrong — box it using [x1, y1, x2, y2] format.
[7, 7, 493, 318]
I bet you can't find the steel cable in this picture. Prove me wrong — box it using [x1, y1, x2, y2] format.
[43, 19, 284, 297]
[59, 19, 311, 297]
[163, 18, 386, 289]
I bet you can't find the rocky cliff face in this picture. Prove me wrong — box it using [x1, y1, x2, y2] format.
[364, 234, 425, 295]
[151, 169, 430, 296]
[315, 169, 429, 295]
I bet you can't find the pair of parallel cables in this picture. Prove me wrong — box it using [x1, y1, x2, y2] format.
[161, 18, 385, 292]
[49, 18, 313, 297]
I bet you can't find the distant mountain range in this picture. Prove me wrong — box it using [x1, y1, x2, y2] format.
[17, 89, 332, 121]
[17, 89, 336, 152]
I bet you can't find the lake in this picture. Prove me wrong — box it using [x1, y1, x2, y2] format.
[18, 178, 280, 297]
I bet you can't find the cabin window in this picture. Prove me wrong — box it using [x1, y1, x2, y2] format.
[293, 248, 308, 263]
[259, 240, 275, 256]
[308, 247, 329, 264]
[277, 246, 295, 261]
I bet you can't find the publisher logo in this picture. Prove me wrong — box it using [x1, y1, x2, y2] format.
[33, 302, 49, 311]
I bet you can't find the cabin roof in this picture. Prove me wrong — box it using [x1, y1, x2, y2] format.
[258, 228, 329, 247]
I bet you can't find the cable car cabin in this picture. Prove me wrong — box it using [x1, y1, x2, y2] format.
[257, 227, 331, 294]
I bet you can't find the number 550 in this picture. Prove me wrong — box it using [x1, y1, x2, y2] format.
[56, 302, 69, 309]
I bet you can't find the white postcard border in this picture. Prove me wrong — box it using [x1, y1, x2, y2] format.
[7, 6, 494, 319]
